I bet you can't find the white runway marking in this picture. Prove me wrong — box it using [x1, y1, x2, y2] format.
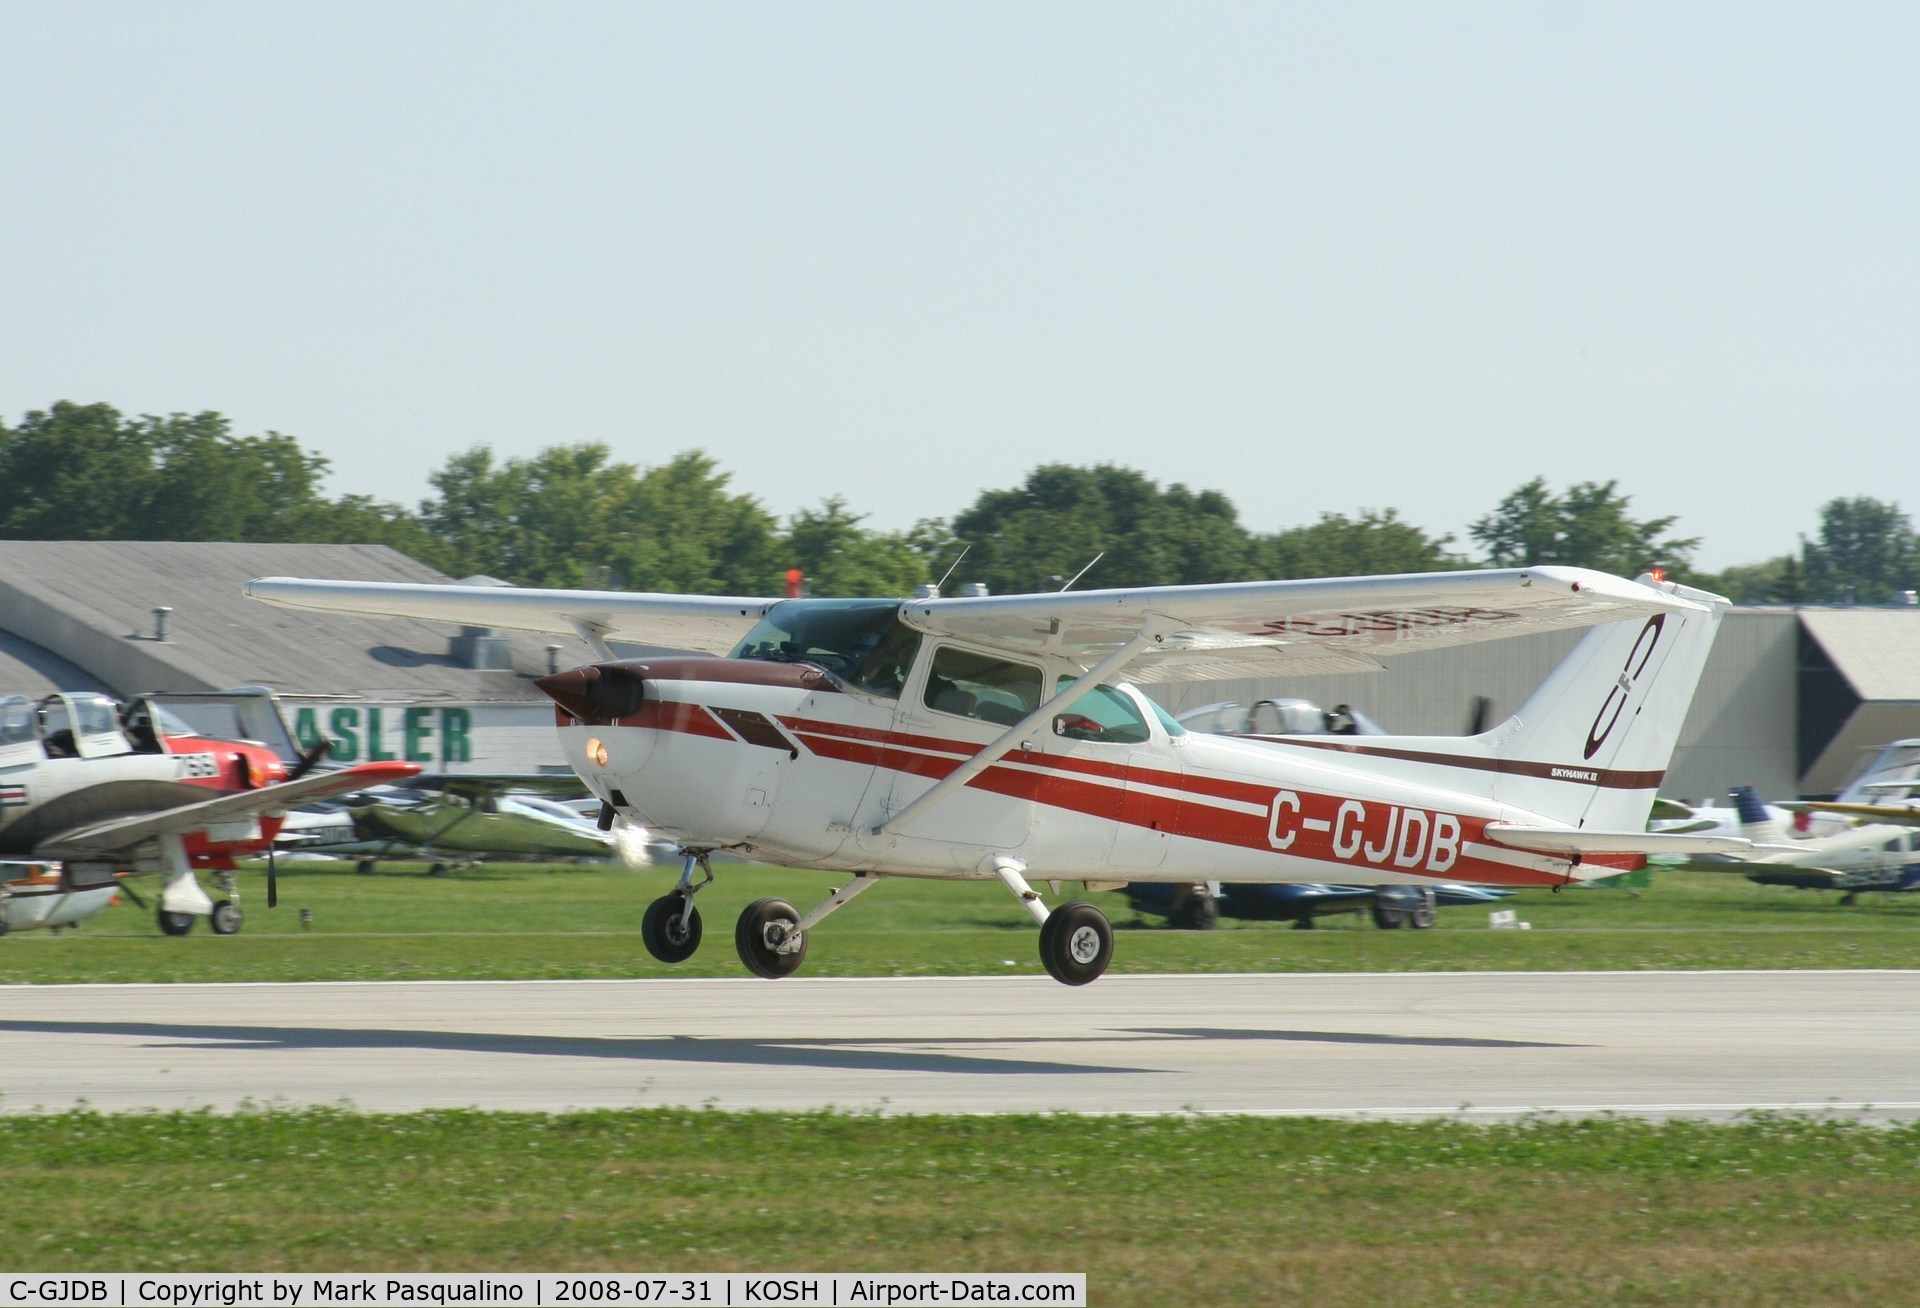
[3, 971, 1917, 1120]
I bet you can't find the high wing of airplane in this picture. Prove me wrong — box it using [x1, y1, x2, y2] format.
[1701, 785, 1920, 902]
[247, 565, 1747, 985]
[0, 690, 417, 937]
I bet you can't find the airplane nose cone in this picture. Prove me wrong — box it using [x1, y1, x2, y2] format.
[535, 663, 649, 723]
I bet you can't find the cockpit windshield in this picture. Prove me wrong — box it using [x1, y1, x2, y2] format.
[729, 599, 923, 698]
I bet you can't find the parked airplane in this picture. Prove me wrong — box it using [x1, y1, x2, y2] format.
[1718, 785, 1920, 902]
[1784, 739, 1920, 828]
[1645, 738, 1920, 849]
[279, 776, 618, 873]
[1124, 878, 1510, 930]
[0, 690, 417, 936]
[247, 566, 1745, 984]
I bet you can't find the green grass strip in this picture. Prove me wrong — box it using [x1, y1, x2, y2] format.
[7, 1108, 1920, 1306]
[6, 863, 1920, 985]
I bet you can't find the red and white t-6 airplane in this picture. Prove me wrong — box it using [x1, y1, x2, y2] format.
[246, 566, 1746, 984]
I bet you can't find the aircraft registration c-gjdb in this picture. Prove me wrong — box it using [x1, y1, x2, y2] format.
[245, 566, 1747, 985]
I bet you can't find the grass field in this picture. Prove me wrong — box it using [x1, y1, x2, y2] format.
[2, 858, 1917, 984]
[8, 861, 1919, 1304]
[7, 1107, 1920, 1306]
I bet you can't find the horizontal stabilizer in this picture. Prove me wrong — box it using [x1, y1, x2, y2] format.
[1784, 801, 1920, 828]
[1483, 824, 1756, 857]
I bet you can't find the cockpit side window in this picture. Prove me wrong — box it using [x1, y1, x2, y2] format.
[843, 621, 922, 699]
[924, 646, 1043, 726]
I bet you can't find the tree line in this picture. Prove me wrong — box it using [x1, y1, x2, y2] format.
[4, 400, 1915, 604]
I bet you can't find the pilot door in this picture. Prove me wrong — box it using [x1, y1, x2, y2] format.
[868, 642, 1038, 864]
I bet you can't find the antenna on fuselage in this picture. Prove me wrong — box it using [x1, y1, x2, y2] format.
[1059, 551, 1106, 592]
[923, 545, 970, 599]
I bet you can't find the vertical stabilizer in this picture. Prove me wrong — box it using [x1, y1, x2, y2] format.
[1730, 785, 1793, 845]
[1487, 578, 1729, 830]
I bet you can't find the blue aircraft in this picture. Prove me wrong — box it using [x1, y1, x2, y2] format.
[1123, 880, 1513, 930]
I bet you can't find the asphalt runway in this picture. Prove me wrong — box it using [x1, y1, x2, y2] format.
[4, 971, 1919, 1121]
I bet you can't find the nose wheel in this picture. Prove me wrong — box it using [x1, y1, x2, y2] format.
[641, 891, 702, 963]
[641, 851, 714, 965]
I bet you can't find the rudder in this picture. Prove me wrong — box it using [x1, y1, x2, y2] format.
[1490, 577, 1729, 830]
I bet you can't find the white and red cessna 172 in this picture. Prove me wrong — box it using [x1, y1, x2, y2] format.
[246, 567, 1748, 984]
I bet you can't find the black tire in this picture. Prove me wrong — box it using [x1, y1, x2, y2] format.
[356, 859, 376, 875]
[157, 908, 195, 937]
[1180, 892, 1219, 931]
[641, 891, 703, 964]
[1371, 903, 1406, 929]
[1038, 901, 1113, 986]
[735, 898, 807, 979]
[1409, 894, 1437, 930]
[209, 900, 242, 936]
[428, 862, 449, 877]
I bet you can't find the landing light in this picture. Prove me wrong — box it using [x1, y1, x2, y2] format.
[585, 737, 610, 768]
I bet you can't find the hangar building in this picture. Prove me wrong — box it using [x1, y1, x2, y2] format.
[0, 541, 585, 775]
[1, 541, 1916, 800]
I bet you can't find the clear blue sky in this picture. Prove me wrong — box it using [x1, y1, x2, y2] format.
[3, 2, 1914, 571]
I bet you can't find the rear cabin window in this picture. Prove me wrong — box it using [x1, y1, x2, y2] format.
[0, 696, 35, 749]
[924, 647, 1043, 726]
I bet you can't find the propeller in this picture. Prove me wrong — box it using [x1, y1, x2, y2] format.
[287, 738, 334, 783]
[266, 740, 332, 906]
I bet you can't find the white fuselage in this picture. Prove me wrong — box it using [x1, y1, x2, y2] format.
[557, 659, 1599, 889]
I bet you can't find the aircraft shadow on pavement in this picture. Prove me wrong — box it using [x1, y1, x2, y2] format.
[0, 1019, 1580, 1080]
[0, 1019, 1153, 1077]
[1129, 1027, 1583, 1050]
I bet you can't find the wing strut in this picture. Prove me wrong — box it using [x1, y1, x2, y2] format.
[569, 619, 617, 661]
[872, 617, 1179, 838]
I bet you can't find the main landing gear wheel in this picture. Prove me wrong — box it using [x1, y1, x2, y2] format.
[736, 897, 807, 979]
[1371, 888, 1437, 931]
[1178, 892, 1219, 931]
[641, 891, 703, 964]
[209, 900, 243, 935]
[1038, 902, 1113, 986]
[157, 908, 195, 937]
